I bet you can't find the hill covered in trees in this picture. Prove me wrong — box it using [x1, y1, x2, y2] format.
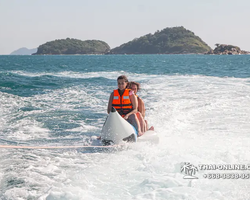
[33, 38, 110, 55]
[109, 26, 211, 54]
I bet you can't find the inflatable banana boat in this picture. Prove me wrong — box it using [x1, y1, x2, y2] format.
[101, 107, 158, 145]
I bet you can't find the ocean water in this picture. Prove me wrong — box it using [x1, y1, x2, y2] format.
[0, 55, 250, 200]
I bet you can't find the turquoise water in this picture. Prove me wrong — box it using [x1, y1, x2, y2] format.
[1, 55, 250, 96]
[0, 55, 250, 199]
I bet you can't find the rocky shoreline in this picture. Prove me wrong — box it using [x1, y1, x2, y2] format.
[206, 44, 250, 55]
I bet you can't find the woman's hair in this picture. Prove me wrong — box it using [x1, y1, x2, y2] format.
[128, 81, 140, 91]
[117, 75, 129, 83]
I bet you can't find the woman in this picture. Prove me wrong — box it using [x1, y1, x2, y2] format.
[128, 81, 154, 132]
[107, 75, 143, 136]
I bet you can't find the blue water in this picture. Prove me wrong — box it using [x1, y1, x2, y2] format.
[1, 55, 249, 96]
[0, 55, 250, 199]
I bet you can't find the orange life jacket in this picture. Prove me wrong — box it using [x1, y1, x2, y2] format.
[112, 89, 133, 117]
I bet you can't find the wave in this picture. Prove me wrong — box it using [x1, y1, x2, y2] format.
[1, 70, 250, 199]
[3, 70, 126, 79]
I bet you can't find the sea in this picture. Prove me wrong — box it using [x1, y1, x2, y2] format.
[0, 55, 250, 200]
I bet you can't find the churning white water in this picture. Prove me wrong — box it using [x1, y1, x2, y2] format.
[1, 72, 250, 199]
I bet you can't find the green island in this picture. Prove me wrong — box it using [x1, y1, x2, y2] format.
[109, 26, 211, 54]
[33, 38, 110, 55]
[29, 26, 249, 55]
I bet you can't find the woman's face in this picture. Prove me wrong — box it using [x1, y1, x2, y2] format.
[131, 84, 138, 94]
[117, 79, 127, 90]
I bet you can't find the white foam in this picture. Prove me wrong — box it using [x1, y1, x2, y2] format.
[1, 74, 250, 199]
[8, 70, 134, 80]
[0, 92, 50, 141]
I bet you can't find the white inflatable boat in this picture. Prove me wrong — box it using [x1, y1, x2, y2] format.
[101, 107, 159, 145]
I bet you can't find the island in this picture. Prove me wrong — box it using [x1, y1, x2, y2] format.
[10, 47, 37, 55]
[14, 26, 248, 55]
[108, 26, 211, 54]
[33, 38, 110, 55]
[206, 44, 250, 55]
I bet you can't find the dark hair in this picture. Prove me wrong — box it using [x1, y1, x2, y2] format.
[117, 75, 129, 83]
[128, 81, 140, 91]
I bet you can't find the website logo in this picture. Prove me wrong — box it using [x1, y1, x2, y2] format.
[181, 162, 199, 179]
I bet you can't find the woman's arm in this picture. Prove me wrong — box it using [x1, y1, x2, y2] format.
[124, 93, 138, 119]
[138, 98, 145, 118]
[107, 92, 114, 114]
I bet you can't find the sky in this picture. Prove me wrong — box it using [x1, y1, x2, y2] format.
[0, 0, 250, 54]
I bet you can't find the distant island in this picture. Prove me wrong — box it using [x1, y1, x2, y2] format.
[11, 26, 250, 55]
[10, 47, 37, 55]
[206, 44, 250, 55]
[33, 38, 110, 55]
[109, 26, 211, 54]
[31, 26, 211, 55]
